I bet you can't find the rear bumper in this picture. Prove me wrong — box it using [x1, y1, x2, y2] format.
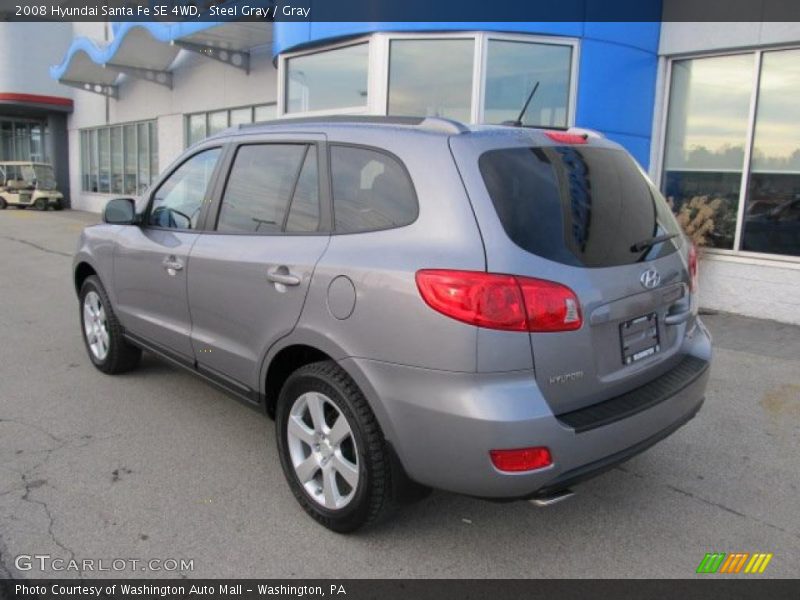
[341, 319, 712, 499]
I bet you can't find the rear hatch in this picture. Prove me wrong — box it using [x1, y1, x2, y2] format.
[450, 130, 696, 414]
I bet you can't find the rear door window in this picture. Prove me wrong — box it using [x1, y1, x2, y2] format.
[478, 146, 682, 267]
[330, 145, 418, 233]
[217, 144, 316, 234]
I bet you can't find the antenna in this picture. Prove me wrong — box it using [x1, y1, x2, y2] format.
[512, 81, 540, 127]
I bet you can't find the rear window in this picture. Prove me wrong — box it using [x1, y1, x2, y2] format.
[478, 146, 682, 267]
[331, 145, 418, 233]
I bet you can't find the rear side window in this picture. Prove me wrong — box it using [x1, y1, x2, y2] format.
[478, 146, 682, 267]
[217, 144, 319, 234]
[331, 145, 417, 233]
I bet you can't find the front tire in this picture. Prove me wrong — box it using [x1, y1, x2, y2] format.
[276, 361, 393, 533]
[34, 198, 47, 211]
[79, 275, 141, 374]
[0, 197, 6, 210]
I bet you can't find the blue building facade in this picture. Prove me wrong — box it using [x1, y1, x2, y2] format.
[273, 22, 661, 167]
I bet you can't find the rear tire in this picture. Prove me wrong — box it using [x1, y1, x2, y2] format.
[0, 198, 6, 210]
[34, 198, 46, 211]
[276, 361, 393, 533]
[79, 275, 141, 374]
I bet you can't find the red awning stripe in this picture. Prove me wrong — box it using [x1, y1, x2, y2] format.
[0, 93, 74, 107]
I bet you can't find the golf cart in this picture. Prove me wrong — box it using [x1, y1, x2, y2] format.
[0, 161, 64, 210]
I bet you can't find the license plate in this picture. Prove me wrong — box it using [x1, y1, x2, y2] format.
[620, 312, 660, 365]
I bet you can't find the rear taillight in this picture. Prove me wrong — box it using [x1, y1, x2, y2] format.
[415, 270, 582, 333]
[490, 447, 552, 472]
[688, 244, 699, 293]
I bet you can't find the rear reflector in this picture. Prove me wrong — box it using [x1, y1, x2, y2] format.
[490, 447, 552, 472]
[545, 131, 588, 144]
[415, 270, 582, 333]
[688, 244, 699, 293]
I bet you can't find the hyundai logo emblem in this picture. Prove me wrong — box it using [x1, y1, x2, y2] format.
[640, 268, 661, 289]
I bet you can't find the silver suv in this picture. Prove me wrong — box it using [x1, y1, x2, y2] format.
[74, 116, 711, 532]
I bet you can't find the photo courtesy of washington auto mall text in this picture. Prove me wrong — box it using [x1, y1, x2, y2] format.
[12, 583, 346, 598]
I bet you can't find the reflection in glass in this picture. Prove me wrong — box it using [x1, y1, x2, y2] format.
[662, 54, 754, 249]
[110, 126, 123, 194]
[98, 128, 110, 193]
[229, 108, 253, 127]
[187, 114, 207, 146]
[123, 124, 136, 195]
[207, 111, 228, 136]
[137, 122, 149, 194]
[388, 39, 474, 122]
[484, 40, 572, 127]
[286, 44, 369, 113]
[254, 104, 276, 122]
[742, 49, 800, 256]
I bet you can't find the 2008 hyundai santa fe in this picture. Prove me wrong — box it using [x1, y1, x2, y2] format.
[73, 116, 712, 532]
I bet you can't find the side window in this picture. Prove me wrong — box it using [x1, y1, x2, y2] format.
[330, 146, 417, 233]
[285, 146, 320, 232]
[148, 148, 220, 229]
[216, 144, 309, 234]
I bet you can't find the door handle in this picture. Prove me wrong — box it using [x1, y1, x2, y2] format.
[266, 266, 301, 286]
[162, 256, 184, 272]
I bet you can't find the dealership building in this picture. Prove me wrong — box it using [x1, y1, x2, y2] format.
[2, 15, 799, 323]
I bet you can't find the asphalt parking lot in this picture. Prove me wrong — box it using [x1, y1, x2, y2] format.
[0, 208, 798, 579]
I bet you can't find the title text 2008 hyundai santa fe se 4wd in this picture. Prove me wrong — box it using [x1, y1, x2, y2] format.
[73, 116, 712, 532]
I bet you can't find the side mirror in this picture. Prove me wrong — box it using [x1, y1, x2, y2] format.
[103, 197, 138, 225]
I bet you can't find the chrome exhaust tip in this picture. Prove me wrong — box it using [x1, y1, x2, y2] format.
[529, 489, 575, 507]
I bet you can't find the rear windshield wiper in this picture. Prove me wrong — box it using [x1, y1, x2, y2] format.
[630, 232, 679, 253]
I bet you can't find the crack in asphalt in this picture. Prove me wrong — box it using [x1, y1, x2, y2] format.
[0, 418, 108, 578]
[614, 466, 800, 540]
[0, 235, 71, 258]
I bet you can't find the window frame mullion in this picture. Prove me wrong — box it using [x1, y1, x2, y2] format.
[732, 50, 762, 252]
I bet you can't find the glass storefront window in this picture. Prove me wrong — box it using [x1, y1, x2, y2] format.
[0, 118, 48, 162]
[89, 129, 98, 192]
[663, 48, 800, 259]
[741, 49, 800, 257]
[388, 39, 474, 122]
[254, 104, 276, 122]
[110, 126, 123, 194]
[207, 111, 229, 136]
[80, 120, 157, 195]
[484, 40, 572, 127]
[662, 54, 755, 250]
[229, 107, 252, 127]
[187, 113, 207, 147]
[137, 122, 150, 194]
[286, 43, 369, 113]
[149, 122, 159, 187]
[124, 124, 137, 195]
[185, 104, 275, 147]
[98, 128, 110, 193]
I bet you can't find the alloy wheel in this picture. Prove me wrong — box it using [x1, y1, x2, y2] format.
[286, 391, 359, 510]
[83, 290, 109, 360]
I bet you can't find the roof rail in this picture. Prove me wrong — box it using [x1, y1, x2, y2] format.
[236, 114, 468, 134]
[418, 117, 469, 134]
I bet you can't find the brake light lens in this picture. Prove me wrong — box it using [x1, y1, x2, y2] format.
[490, 447, 552, 472]
[517, 277, 583, 332]
[415, 270, 582, 333]
[545, 131, 588, 144]
[688, 244, 699, 293]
